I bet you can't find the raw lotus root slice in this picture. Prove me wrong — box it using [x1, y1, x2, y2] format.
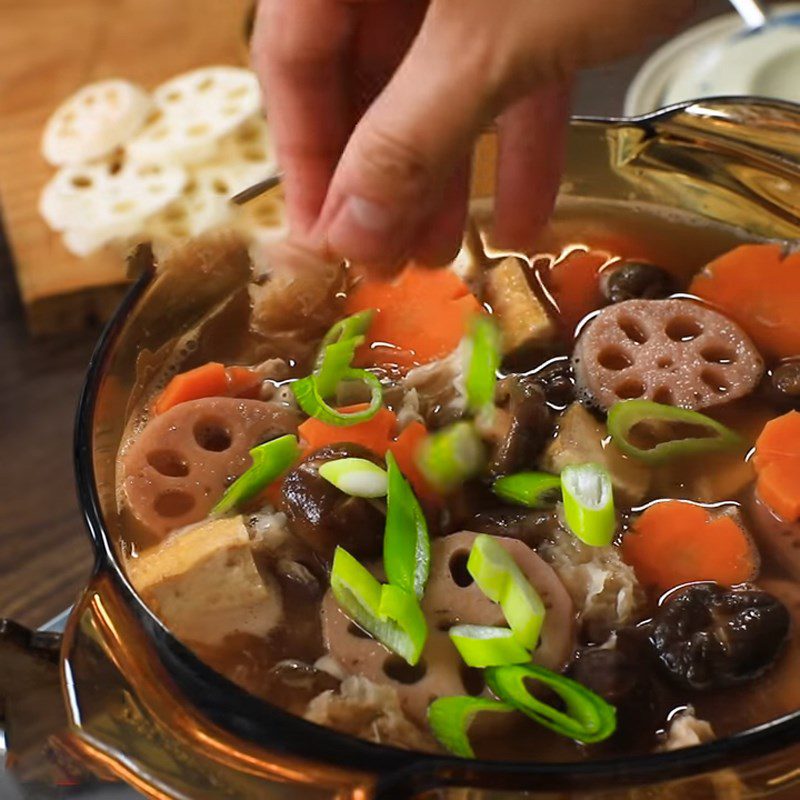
[573, 299, 764, 411]
[322, 531, 575, 726]
[128, 67, 261, 165]
[41, 79, 153, 166]
[39, 160, 186, 243]
[119, 397, 299, 540]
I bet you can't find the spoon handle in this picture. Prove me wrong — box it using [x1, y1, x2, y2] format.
[728, 0, 768, 29]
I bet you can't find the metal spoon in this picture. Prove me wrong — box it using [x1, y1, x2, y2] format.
[727, 0, 768, 30]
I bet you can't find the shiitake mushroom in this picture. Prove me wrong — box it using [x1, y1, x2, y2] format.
[601, 261, 678, 304]
[650, 583, 790, 691]
[282, 444, 386, 562]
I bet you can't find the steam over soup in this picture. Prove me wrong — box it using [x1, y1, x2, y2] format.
[117, 202, 800, 761]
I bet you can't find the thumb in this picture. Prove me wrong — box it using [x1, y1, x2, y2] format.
[314, 9, 506, 268]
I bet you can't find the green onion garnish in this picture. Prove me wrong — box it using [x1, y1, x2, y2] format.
[383, 453, 430, 599]
[428, 696, 513, 758]
[485, 663, 616, 744]
[467, 534, 546, 650]
[449, 624, 530, 668]
[465, 314, 502, 415]
[318, 309, 375, 353]
[416, 421, 486, 493]
[292, 309, 382, 426]
[492, 471, 562, 508]
[560, 463, 616, 547]
[607, 399, 741, 464]
[330, 547, 427, 665]
[291, 368, 383, 427]
[318, 457, 388, 498]
[212, 434, 299, 514]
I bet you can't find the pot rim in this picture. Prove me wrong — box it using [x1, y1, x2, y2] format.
[73, 98, 800, 795]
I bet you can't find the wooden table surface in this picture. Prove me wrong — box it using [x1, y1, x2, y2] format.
[0, 0, 738, 628]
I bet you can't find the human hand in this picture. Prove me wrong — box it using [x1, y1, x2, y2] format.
[253, 0, 694, 271]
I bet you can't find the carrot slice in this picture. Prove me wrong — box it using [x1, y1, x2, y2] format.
[544, 249, 609, 335]
[298, 405, 397, 453]
[753, 411, 800, 521]
[345, 264, 482, 373]
[154, 362, 228, 415]
[623, 500, 756, 592]
[298, 406, 438, 504]
[690, 244, 800, 360]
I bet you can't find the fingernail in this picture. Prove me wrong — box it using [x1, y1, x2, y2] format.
[326, 195, 406, 265]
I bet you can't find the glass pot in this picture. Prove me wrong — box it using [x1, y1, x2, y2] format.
[5, 98, 800, 800]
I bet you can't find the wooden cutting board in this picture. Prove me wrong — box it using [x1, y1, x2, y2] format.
[0, 0, 251, 335]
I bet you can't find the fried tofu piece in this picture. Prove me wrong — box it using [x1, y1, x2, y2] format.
[486, 257, 556, 354]
[127, 516, 282, 646]
[540, 403, 650, 504]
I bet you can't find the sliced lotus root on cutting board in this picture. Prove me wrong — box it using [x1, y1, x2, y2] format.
[234, 185, 287, 244]
[573, 299, 764, 411]
[322, 531, 575, 726]
[39, 159, 186, 254]
[41, 79, 153, 166]
[119, 397, 300, 540]
[128, 67, 261, 165]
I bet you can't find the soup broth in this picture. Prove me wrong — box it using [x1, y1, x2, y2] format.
[115, 199, 800, 761]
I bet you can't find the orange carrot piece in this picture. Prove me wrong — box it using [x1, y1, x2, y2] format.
[753, 411, 800, 521]
[690, 244, 800, 360]
[298, 405, 397, 453]
[623, 500, 757, 593]
[154, 362, 228, 415]
[225, 366, 262, 399]
[544, 249, 609, 334]
[346, 264, 482, 373]
[389, 420, 438, 505]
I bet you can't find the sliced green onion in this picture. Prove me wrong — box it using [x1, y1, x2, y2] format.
[291, 368, 382, 427]
[449, 625, 530, 668]
[384, 452, 430, 599]
[212, 434, 299, 514]
[607, 399, 741, 465]
[416, 421, 486, 493]
[315, 336, 363, 398]
[465, 314, 502, 414]
[467, 534, 546, 651]
[318, 309, 375, 354]
[428, 696, 513, 758]
[319, 457, 388, 498]
[560, 463, 616, 547]
[493, 471, 561, 508]
[330, 547, 427, 665]
[485, 663, 616, 744]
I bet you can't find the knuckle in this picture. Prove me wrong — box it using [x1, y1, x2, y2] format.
[355, 126, 432, 201]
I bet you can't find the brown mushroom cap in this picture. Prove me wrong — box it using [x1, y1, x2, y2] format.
[322, 531, 576, 725]
[573, 298, 764, 411]
[119, 397, 300, 539]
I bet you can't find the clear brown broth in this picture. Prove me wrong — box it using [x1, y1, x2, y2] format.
[125, 199, 800, 760]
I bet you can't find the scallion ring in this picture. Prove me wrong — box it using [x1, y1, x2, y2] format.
[291, 368, 382, 427]
[416, 421, 486, 493]
[330, 547, 427, 666]
[449, 624, 530, 668]
[383, 452, 430, 599]
[319, 457, 388, 498]
[485, 663, 616, 744]
[465, 314, 502, 415]
[607, 399, 741, 464]
[493, 471, 561, 508]
[467, 534, 546, 651]
[212, 434, 299, 514]
[560, 463, 616, 547]
[318, 309, 375, 355]
[428, 696, 513, 758]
